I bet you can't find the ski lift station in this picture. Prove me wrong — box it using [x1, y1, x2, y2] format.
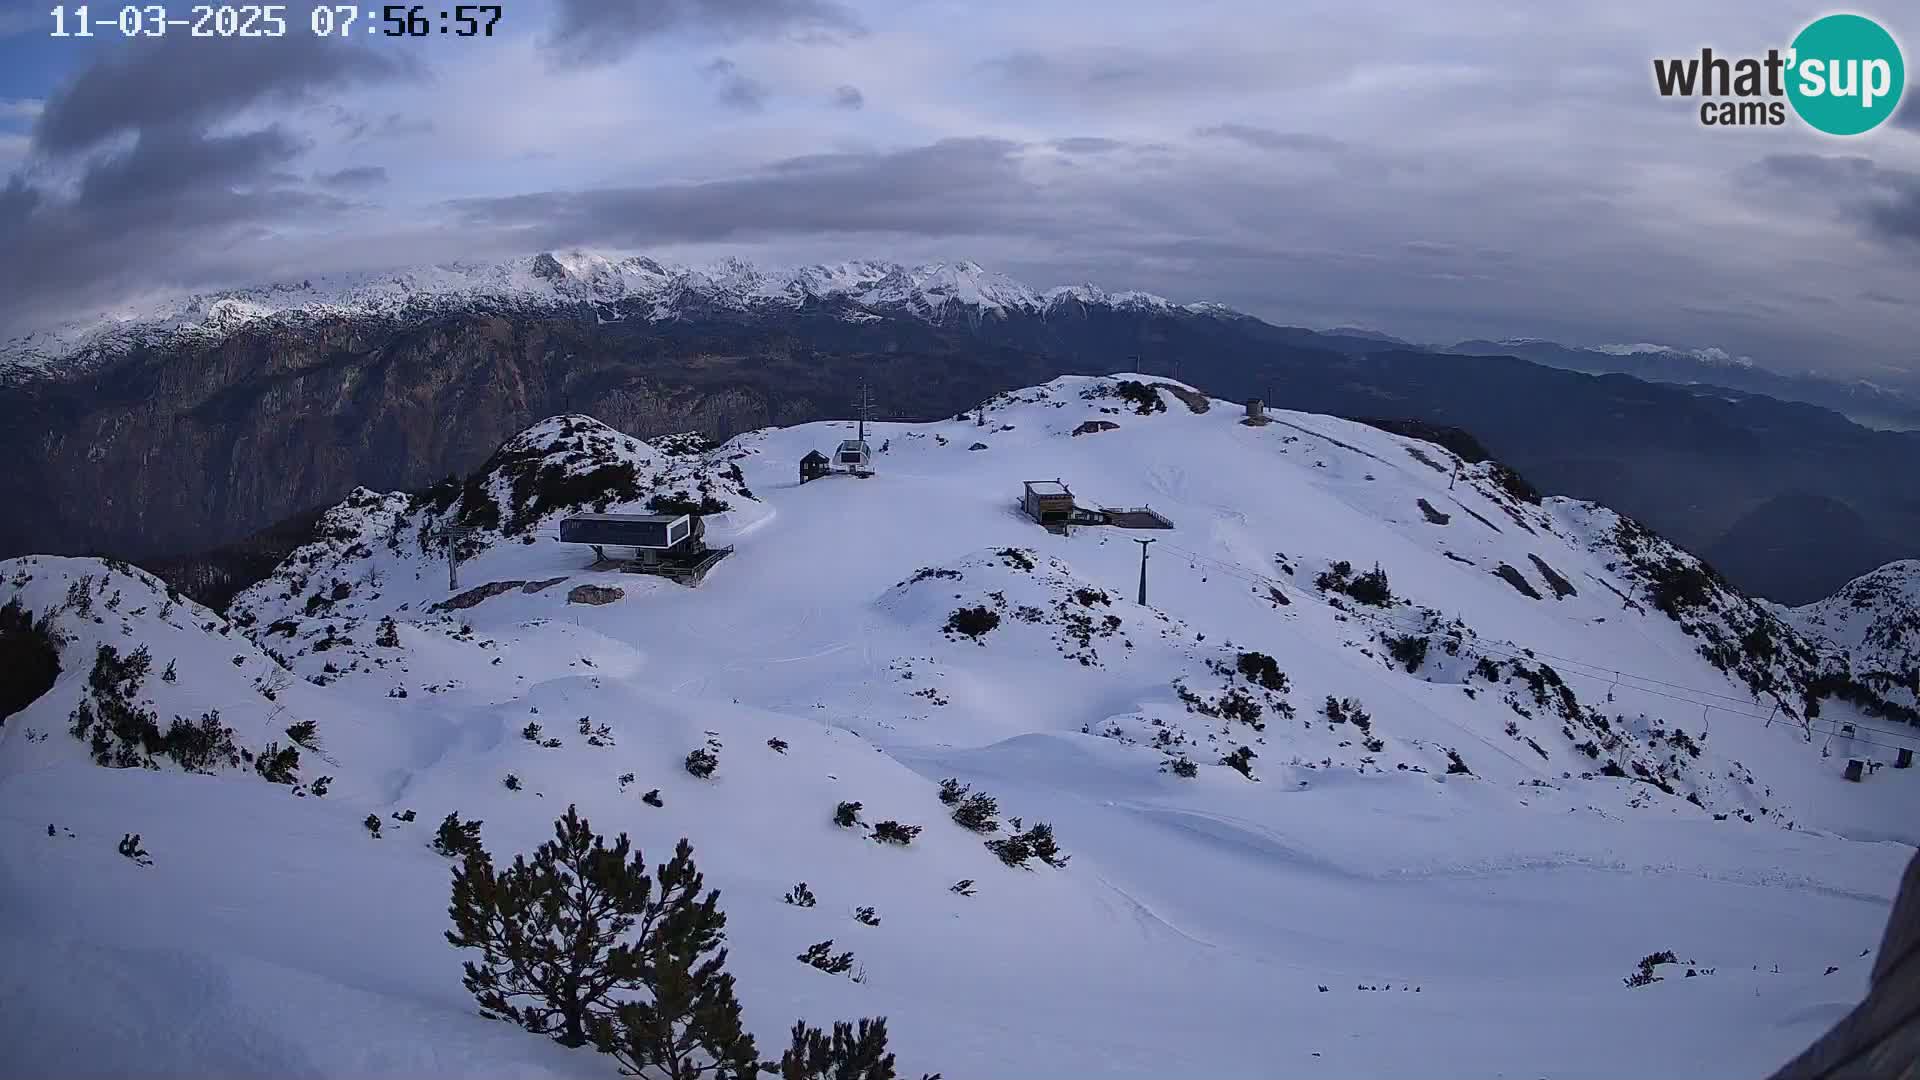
[1022, 479, 1174, 534]
[557, 512, 734, 585]
[835, 438, 872, 472]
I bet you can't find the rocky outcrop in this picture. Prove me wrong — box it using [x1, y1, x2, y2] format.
[568, 584, 624, 606]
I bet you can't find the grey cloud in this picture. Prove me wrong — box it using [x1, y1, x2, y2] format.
[78, 126, 306, 205]
[979, 46, 1326, 106]
[1753, 153, 1920, 246]
[1051, 137, 1125, 155]
[319, 165, 390, 188]
[446, 137, 1046, 245]
[35, 33, 418, 156]
[0, 176, 41, 230]
[832, 85, 865, 110]
[703, 58, 769, 111]
[545, 0, 859, 68]
[1196, 124, 1346, 155]
[0, 165, 349, 332]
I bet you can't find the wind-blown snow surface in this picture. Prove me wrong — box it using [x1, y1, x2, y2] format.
[4, 376, 1918, 1078]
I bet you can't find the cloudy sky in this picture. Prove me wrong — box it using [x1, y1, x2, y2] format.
[0, 0, 1916, 376]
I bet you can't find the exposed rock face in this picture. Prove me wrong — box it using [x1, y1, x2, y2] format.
[1072, 421, 1119, 436]
[433, 581, 532, 612]
[568, 584, 624, 606]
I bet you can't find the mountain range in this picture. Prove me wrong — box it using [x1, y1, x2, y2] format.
[1446, 338, 1920, 433]
[3, 374, 1916, 1076]
[0, 252, 1914, 606]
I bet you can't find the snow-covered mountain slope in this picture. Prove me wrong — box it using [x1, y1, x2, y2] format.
[1776, 560, 1920, 718]
[4, 375, 1918, 1078]
[0, 252, 1225, 377]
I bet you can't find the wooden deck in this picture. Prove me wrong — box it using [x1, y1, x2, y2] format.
[1099, 507, 1175, 529]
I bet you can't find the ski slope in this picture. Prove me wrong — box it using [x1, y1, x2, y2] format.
[3, 375, 1916, 1078]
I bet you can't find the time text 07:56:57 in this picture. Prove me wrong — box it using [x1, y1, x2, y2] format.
[48, 5, 504, 38]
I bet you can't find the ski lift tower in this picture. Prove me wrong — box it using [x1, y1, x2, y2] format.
[432, 525, 483, 591]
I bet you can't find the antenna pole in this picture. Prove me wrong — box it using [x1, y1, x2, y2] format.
[1134, 538, 1156, 606]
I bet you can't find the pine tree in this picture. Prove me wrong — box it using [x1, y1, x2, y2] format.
[444, 804, 652, 1047]
[586, 839, 757, 1078]
[434, 811, 484, 858]
[776, 1017, 899, 1080]
[446, 805, 761, 1077]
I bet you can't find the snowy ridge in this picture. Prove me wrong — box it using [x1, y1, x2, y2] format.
[4, 374, 1919, 1078]
[0, 253, 1237, 376]
[1778, 560, 1920, 715]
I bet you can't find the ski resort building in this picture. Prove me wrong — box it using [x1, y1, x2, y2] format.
[1021, 480, 1177, 533]
[1023, 480, 1076, 527]
[557, 512, 733, 585]
[799, 450, 832, 484]
[835, 439, 872, 472]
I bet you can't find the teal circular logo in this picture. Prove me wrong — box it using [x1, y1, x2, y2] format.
[1787, 14, 1905, 135]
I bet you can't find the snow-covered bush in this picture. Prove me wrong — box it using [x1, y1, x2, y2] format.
[950, 791, 1000, 833]
[1385, 634, 1430, 673]
[943, 606, 1000, 640]
[871, 821, 922, 845]
[1235, 651, 1289, 692]
[798, 940, 856, 976]
[253, 741, 300, 784]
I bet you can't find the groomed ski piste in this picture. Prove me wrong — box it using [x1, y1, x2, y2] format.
[3, 374, 1916, 1078]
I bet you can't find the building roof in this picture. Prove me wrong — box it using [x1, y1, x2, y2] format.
[565, 513, 690, 525]
[801, 450, 830, 463]
[836, 439, 870, 452]
[1024, 480, 1071, 496]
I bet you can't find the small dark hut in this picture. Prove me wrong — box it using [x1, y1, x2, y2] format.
[800, 450, 831, 484]
[1023, 480, 1075, 528]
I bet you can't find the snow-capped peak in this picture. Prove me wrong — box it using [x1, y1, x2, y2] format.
[0, 253, 1217, 375]
[1593, 343, 1755, 368]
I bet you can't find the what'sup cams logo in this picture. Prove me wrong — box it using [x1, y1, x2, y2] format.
[1653, 13, 1905, 134]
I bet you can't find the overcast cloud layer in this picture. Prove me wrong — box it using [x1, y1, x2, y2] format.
[0, 0, 1916, 377]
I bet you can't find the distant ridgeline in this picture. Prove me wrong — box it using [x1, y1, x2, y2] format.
[0, 254, 1913, 605]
